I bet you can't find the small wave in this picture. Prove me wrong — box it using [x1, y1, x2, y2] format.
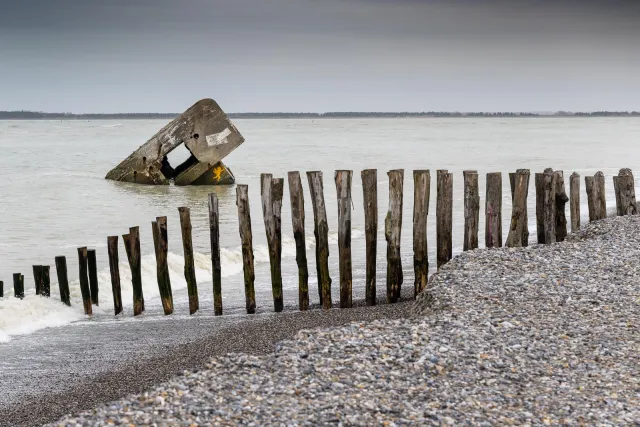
[0, 230, 365, 342]
[100, 124, 123, 128]
[0, 295, 85, 343]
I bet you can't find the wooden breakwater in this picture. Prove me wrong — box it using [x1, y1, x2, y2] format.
[2, 168, 637, 316]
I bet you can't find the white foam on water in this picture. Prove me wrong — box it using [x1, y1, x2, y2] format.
[0, 295, 85, 343]
[0, 230, 365, 342]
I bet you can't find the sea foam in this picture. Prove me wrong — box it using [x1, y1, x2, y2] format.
[0, 230, 364, 342]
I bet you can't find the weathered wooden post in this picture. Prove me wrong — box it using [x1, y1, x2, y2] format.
[509, 173, 515, 201]
[361, 169, 378, 306]
[33, 265, 43, 296]
[554, 171, 569, 242]
[55, 256, 71, 306]
[236, 184, 256, 314]
[107, 237, 123, 315]
[178, 207, 199, 314]
[0, 281, 3, 298]
[535, 172, 545, 243]
[613, 175, 622, 216]
[569, 172, 580, 232]
[485, 172, 502, 248]
[616, 168, 637, 215]
[594, 171, 607, 220]
[42, 266, 51, 297]
[306, 171, 332, 309]
[335, 170, 353, 308]
[585, 172, 607, 221]
[463, 170, 480, 251]
[535, 168, 553, 244]
[208, 193, 223, 316]
[87, 249, 99, 305]
[386, 169, 404, 303]
[413, 170, 430, 297]
[287, 172, 309, 311]
[261, 174, 285, 312]
[13, 274, 24, 299]
[542, 170, 557, 244]
[436, 170, 453, 268]
[506, 169, 530, 247]
[77, 247, 92, 315]
[152, 217, 173, 315]
[123, 227, 144, 316]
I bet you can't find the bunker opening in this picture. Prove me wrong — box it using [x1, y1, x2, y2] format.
[161, 143, 198, 180]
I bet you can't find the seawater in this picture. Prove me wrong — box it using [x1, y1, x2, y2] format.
[1, 117, 639, 342]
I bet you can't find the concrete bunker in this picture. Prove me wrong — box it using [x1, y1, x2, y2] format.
[105, 98, 243, 186]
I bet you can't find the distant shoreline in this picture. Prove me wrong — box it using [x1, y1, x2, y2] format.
[1, 111, 639, 120]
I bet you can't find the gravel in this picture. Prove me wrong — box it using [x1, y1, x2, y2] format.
[48, 216, 640, 426]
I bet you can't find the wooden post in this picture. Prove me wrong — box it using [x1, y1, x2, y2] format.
[335, 170, 353, 308]
[152, 216, 174, 315]
[585, 172, 607, 221]
[616, 168, 637, 215]
[0, 281, 3, 298]
[413, 170, 430, 297]
[386, 169, 404, 303]
[509, 173, 515, 201]
[361, 169, 378, 306]
[87, 249, 99, 306]
[33, 265, 43, 296]
[463, 170, 479, 251]
[178, 207, 199, 314]
[55, 256, 71, 306]
[13, 274, 24, 299]
[554, 171, 569, 242]
[485, 172, 502, 248]
[506, 169, 530, 247]
[569, 172, 580, 232]
[535, 173, 545, 244]
[107, 237, 123, 315]
[613, 176, 622, 216]
[287, 172, 309, 311]
[77, 247, 92, 315]
[123, 226, 144, 316]
[236, 184, 256, 314]
[594, 171, 607, 220]
[585, 176, 595, 222]
[306, 171, 332, 309]
[436, 170, 453, 267]
[543, 170, 557, 244]
[208, 193, 223, 316]
[42, 266, 51, 297]
[261, 174, 284, 312]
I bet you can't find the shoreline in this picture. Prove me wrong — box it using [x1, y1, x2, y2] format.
[45, 215, 640, 426]
[0, 298, 414, 427]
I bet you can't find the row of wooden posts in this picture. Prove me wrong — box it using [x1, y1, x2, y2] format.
[1, 168, 636, 316]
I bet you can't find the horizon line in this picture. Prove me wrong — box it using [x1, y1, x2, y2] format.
[2, 110, 640, 116]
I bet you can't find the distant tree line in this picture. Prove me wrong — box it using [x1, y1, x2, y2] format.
[0, 111, 177, 120]
[1, 110, 639, 120]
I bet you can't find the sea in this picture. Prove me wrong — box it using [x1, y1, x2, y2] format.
[1, 117, 639, 343]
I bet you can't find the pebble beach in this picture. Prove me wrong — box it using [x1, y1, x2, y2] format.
[47, 215, 640, 426]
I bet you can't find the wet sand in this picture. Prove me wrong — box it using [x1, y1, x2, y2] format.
[0, 300, 413, 427]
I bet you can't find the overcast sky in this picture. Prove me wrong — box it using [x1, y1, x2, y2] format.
[1, 0, 638, 113]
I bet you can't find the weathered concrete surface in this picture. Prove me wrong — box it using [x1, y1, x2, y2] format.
[105, 99, 243, 185]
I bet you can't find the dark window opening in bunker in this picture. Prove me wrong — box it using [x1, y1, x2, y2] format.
[161, 143, 198, 181]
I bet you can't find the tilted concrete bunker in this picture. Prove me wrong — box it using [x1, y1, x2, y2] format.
[105, 98, 243, 185]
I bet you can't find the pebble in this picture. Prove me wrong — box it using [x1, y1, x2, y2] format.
[47, 216, 640, 426]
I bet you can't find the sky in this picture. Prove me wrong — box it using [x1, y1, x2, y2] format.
[0, 0, 639, 113]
